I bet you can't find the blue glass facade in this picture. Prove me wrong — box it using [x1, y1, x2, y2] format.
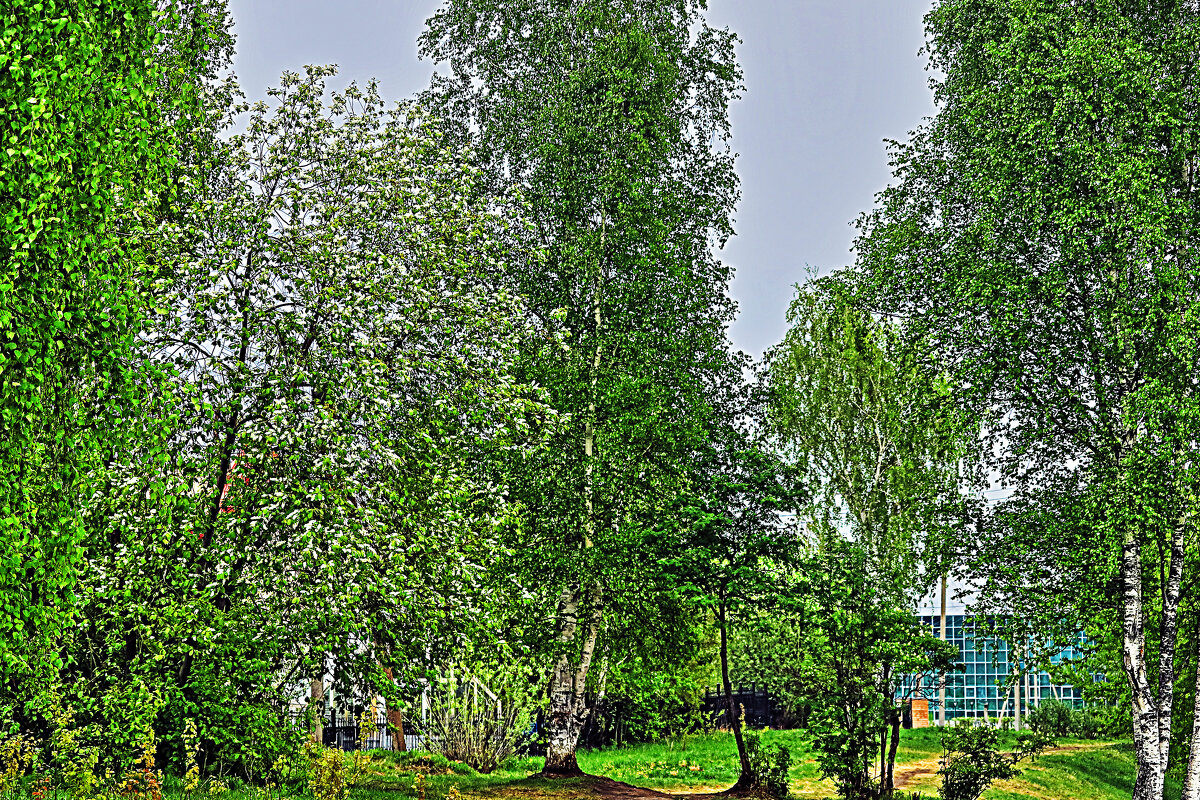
[909, 614, 1086, 720]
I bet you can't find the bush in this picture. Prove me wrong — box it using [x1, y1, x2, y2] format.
[744, 732, 790, 799]
[1026, 700, 1073, 738]
[939, 722, 1053, 800]
[1026, 701, 1107, 740]
[422, 667, 539, 774]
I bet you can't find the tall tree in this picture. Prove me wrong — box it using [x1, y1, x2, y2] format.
[66, 68, 549, 771]
[419, 0, 742, 774]
[763, 278, 977, 589]
[666, 400, 803, 791]
[0, 0, 231, 691]
[850, 3, 1200, 798]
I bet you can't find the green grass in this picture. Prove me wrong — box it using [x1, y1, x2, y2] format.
[577, 730, 824, 790]
[162, 730, 1141, 800]
[980, 744, 1177, 800]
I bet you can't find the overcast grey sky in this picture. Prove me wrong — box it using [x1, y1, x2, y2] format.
[226, 0, 936, 358]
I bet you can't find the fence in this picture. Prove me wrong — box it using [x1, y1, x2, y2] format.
[290, 709, 425, 752]
[297, 685, 790, 753]
[702, 684, 787, 729]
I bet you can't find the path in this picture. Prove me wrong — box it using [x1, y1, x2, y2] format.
[892, 742, 1112, 790]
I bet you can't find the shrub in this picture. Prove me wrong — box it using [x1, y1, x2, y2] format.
[1026, 701, 1107, 740]
[305, 745, 347, 800]
[422, 666, 540, 774]
[1025, 701, 1073, 738]
[744, 732, 790, 800]
[939, 722, 1053, 800]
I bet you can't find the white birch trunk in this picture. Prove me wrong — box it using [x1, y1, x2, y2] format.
[1124, 525, 1165, 800]
[543, 215, 608, 777]
[1181, 651, 1200, 800]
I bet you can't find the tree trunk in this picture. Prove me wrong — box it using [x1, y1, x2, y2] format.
[310, 676, 324, 746]
[541, 582, 603, 776]
[1124, 523, 1165, 800]
[719, 600, 755, 792]
[1156, 513, 1187, 771]
[381, 665, 406, 751]
[885, 709, 901, 793]
[1181, 643, 1200, 800]
[542, 214, 609, 779]
[1013, 651, 1021, 732]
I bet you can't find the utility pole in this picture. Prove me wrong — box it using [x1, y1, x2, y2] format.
[1013, 643, 1023, 732]
[939, 574, 948, 726]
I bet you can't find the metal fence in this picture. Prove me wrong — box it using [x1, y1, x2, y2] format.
[702, 684, 787, 729]
[294, 684, 789, 753]
[290, 710, 425, 752]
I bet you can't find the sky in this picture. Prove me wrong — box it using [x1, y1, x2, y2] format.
[225, 0, 937, 359]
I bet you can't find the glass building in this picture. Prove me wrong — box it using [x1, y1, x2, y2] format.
[908, 614, 1086, 720]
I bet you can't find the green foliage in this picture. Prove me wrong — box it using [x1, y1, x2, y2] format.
[593, 653, 715, 745]
[1026, 702, 1109, 742]
[419, 0, 745, 768]
[0, 0, 229, 692]
[1026, 702, 1074, 739]
[938, 723, 1053, 800]
[764, 277, 979, 583]
[56, 63, 549, 778]
[422, 658, 542, 774]
[849, 2, 1200, 794]
[305, 746, 347, 800]
[788, 542, 958, 800]
[744, 732, 791, 799]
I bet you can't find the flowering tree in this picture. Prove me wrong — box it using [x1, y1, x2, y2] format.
[68, 67, 551, 771]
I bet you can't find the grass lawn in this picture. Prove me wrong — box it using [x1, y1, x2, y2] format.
[174, 730, 1139, 800]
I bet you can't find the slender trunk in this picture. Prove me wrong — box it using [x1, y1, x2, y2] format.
[1125, 522, 1165, 800]
[543, 214, 609, 778]
[1014, 649, 1022, 732]
[1181, 640, 1200, 800]
[719, 600, 755, 791]
[886, 709, 901, 793]
[1157, 514, 1187, 770]
[382, 666, 406, 752]
[310, 676, 324, 746]
[939, 574, 947, 726]
[879, 728, 887, 790]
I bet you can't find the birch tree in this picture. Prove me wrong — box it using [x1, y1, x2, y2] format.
[419, 0, 742, 774]
[850, 3, 1200, 798]
[763, 279, 977, 589]
[0, 0, 230, 690]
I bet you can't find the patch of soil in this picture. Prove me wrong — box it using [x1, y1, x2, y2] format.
[485, 775, 752, 800]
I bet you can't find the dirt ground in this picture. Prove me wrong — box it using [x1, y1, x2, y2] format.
[476, 775, 759, 800]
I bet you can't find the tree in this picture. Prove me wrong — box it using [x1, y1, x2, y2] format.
[793, 542, 957, 800]
[419, 0, 742, 775]
[849, 3, 1200, 798]
[763, 278, 977, 587]
[0, 0, 229, 692]
[64, 67, 549, 773]
[938, 724, 1053, 800]
[666, 409, 804, 791]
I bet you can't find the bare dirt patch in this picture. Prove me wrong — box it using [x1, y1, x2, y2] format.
[475, 776, 756, 800]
